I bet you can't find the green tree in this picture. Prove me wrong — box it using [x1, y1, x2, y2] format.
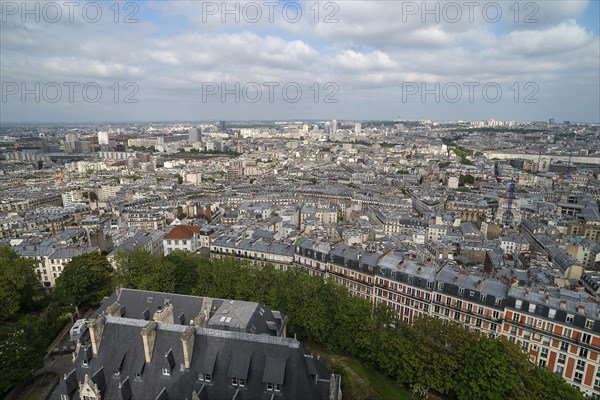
[114, 249, 177, 293]
[0, 246, 39, 321]
[405, 317, 473, 396]
[459, 174, 475, 186]
[165, 250, 201, 295]
[177, 174, 184, 184]
[0, 319, 44, 394]
[54, 252, 113, 308]
[456, 338, 519, 400]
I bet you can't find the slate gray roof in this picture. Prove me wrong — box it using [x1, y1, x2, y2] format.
[53, 304, 334, 400]
[96, 289, 284, 337]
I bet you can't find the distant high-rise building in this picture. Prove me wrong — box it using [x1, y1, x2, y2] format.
[219, 120, 226, 131]
[548, 118, 555, 125]
[332, 119, 338, 134]
[64, 132, 79, 153]
[98, 131, 109, 145]
[324, 121, 331, 135]
[354, 122, 361, 135]
[563, 121, 571, 126]
[227, 159, 245, 181]
[188, 127, 201, 144]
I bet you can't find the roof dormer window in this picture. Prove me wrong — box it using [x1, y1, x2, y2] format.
[267, 383, 281, 392]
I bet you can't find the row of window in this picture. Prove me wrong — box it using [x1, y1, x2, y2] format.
[512, 313, 594, 340]
[166, 240, 188, 245]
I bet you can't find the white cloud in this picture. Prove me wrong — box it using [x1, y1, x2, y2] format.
[0, 0, 598, 122]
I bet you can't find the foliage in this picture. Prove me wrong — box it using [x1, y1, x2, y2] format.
[0, 246, 39, 321]
[438, 161, 451, 169]
[455, 338, 519, 400]
[129, 145, 156, 152]
[459, 174, 475, 186]
[0, 251, 79, 396]
[114, 249, 199, 295]
[54, 252, 113, 308]
[177, 174, 184, 184]
[0, 319, 45, 395]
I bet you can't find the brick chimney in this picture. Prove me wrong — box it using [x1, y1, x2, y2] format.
[86, 315, 105, 356]
[141, 321, 157, 364]
[153, 303, 174, 324]
[181, 326, 195, 369]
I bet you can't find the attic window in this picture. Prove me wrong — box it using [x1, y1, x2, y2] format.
[162, 367, 170, 376]
[232, 377, 246, 387]
[267, 383, 281, 392]
[164, 299, 170, 305]
[147, 297, 153, 304]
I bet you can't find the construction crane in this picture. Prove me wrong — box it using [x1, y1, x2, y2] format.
[488, 174, 519, 227]
[567, 131, 578, 177]
[505, 177, 517, 227]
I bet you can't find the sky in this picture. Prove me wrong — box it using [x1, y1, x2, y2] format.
[1, 0, 599, 123]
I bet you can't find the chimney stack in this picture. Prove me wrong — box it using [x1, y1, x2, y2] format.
[181, 326, 195, 369]
[193, 299, 213, 327]
[86, 316, 105, 356]
[141, 321, 157, 364]
[153, 303, 174, 324]
[105, 301, 121, 317]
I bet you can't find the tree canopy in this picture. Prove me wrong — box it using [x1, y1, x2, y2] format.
[54, 252, 113, 308]
[0, 246, 39, 321]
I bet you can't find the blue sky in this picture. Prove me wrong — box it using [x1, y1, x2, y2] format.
[1, 0, 599, 123]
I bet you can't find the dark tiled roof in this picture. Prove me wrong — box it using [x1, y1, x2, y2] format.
[53, 316, 333, 400]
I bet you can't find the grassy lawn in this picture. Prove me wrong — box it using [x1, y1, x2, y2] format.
[304, 343, 415, 400]
[345, 358, 415, 400]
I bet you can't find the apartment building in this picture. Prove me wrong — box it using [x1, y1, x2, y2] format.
[125, 209, 165, 231]
[163, 225, 201, 255]
[503, 288, 600, 398]
[292, 238, 600, 397]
